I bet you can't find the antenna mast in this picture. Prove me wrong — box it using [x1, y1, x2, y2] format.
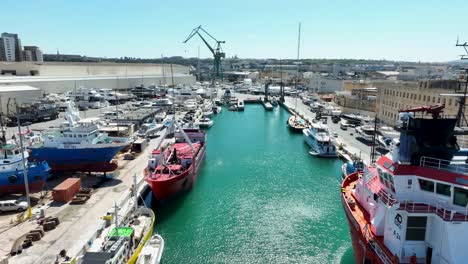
[456, 38, 468, 127]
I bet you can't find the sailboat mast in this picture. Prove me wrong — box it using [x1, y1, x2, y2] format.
[295, 22, 302, 115]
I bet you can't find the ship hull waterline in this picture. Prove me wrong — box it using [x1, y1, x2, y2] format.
[29, 145, 126, 173]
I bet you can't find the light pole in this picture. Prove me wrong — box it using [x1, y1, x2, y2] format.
[17, 118, 32, 218]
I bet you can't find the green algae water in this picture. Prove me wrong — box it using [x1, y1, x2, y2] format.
[151, 104, 355, 264]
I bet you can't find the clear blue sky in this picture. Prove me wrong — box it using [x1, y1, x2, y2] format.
[2, 0, 467, 62]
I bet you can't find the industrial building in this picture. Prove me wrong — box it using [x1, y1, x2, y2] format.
[306, 73, 343, 93]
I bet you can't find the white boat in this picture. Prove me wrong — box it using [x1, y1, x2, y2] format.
[196, 117, 214, 128]
[136, 123, 164, 138]
[237, 100, 245, 111]
[303, 122, 337, 158]
[136, 234, 164, 264]
[355, 124, 375, 142]
[212, 106, 222, 114]
[153, 98, 173, 108]
[68, 87, 107, 109]
[202, 108, 214, 118]
[184, 100, 198, 111]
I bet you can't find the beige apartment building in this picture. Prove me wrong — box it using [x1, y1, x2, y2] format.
[376, 80, 463, 125]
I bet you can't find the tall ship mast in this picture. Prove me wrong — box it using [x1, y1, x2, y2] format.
[341, 104, 468, 263]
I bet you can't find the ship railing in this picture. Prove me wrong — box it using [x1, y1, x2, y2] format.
[400, 201, 468, 222]
[420, 156, 468, 175]
[363, 224, 393, 264]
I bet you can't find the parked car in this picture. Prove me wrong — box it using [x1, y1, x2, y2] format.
[0, 200, 28, 213]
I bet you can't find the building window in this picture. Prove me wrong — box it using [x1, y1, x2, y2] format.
[436, 183, 451, 196]
[419, 179, 434, 192]
[454, 187, 468, 207]
[443, 98, 446, 104]
[418, 94, 421, 101]
[432, 97, 435, 103]
[437, 97, 440, 103]
[449, 99, 452, 106]
[406, 216, 427, 241]
[423, 95, 426, 101]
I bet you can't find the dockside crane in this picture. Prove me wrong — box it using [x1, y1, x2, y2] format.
[183, 26, 225, 82]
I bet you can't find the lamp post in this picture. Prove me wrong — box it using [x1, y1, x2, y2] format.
[17, 118, 32, 216]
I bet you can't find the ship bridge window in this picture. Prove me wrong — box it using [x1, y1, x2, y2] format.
[436, 183, 451, 197]
[406, 216, 427, 241]
[418, 179, 434, 192]
[453, 187, 468, 207]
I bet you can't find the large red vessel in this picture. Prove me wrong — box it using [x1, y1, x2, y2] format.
[341, 105, 468, 264]
[145, 126, 206, 201]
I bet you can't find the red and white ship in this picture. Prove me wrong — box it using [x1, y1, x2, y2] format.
[342, 104, 468, 264]
[145, 124, 206, 201]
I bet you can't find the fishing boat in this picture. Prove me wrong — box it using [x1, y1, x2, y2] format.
[29, 102, 129, 172]
[145, 122, 206, 201]
[287, 115, 308, 132]
[0, 143, 50, 195]
[7, 99, 59, 125]
[341, 104, 468, 264]
[82, 176, 155, 264]
[196, 117, 214, 128]
[136, 234, 164, 264]
[303, 122, 337, 158]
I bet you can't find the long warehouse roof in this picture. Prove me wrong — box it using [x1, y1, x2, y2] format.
[0, 85, 40, 92]
[0, 73, 191, 84]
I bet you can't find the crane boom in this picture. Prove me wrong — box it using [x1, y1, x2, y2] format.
[183, 25, 225, 82]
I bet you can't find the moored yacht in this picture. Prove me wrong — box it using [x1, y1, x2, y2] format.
[303, 122, 337, 158]
[196, 117, 214, 128]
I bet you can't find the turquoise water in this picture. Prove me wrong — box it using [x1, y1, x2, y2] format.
[151, 104, 355, 264]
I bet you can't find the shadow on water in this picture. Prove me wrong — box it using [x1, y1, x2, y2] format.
[146, 191, 190, 226]
[340, 245, 356, 264]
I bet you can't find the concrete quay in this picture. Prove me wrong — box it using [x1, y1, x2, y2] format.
[3, 133, 164, 264]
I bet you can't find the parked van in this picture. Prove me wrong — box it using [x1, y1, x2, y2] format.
[0, 200, 28, 213]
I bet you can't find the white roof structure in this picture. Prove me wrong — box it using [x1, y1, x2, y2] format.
[0, 85, 40, 93]
[376, 71, 399, 76]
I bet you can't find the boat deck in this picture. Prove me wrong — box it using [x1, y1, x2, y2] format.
[342, 174, 396, 264]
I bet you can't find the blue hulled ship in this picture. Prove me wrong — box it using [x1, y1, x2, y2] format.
[0, 143, 50, 195]
[29, 102, 129, 173]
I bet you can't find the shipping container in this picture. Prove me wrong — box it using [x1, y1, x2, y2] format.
[52, 178, 81, 203]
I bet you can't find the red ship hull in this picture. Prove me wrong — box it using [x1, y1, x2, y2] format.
[146, 144, 206, 201]
[50, 162, 118, 172]
[0, 180, 45, 195]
